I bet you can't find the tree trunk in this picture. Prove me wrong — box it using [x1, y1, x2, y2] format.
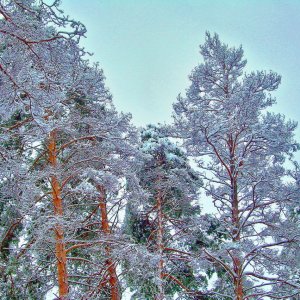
[232, 180, 243, 300]
[97, 185, 120, 300]
[228, 135, 243, 300]
[156, 188, 164, 300]
[233, 265, 243, 300]
[48, 130, 69, 298]
[231, 166, 243, 300]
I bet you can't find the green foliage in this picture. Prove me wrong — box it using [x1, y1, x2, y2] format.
[124, 205, 153, 244]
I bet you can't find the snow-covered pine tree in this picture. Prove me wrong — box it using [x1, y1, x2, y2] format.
[55, 88, 142, 300]
[271, 162, 300, 298]
[0, 1, 142, 299]
[0, 111, 37, 299]
[124, 124, 205, 299]
[1, 2, 145, 299]
[173, 32, 299, 299]
[0, 1, 87, 298]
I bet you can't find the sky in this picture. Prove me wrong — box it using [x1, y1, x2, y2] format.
[61, 0, 300, 151]
[45, 2, 300, 298]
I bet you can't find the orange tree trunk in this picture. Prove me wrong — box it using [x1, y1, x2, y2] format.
[233, 261, 243, 300]
[230, 148, 243, 300]
[232, 186, 243, 300]
[48, 130, 69, 298]
[97, 185, 119, 300]
[156, 188, 164, 300]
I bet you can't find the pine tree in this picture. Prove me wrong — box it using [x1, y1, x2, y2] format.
[124, 124, 204, 299]
[271, 162, 300, 298]
[58, 90, 141, 299]
[173, 32, 299, 299]
[0, 1, 133, 298]
[0, 113, 34, 299]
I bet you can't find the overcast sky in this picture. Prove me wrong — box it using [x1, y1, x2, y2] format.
[51, 2, 300, 297]
[61, 0, 300, 154]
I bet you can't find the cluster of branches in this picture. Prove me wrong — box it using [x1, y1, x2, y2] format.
[0, 1, 300, 300]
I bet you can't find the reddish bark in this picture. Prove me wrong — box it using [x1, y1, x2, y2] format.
[49, 130, 69, 298]
[232, 179, 243, 300]
[233, 260, 243, 300]
[156, 188, 164, 300]
[229, 136, 244, 300]
[97, 185, 120, 300]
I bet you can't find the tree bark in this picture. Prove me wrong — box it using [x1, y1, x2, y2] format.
[97, 185, 120, 300]
[49, 130, 69, 298]
[230, 139, 243, 300]
[156, 188, 164, 300]
[232, 178, 243, 300]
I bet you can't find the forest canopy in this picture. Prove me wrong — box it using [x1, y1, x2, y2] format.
[0, 1, 300, 300]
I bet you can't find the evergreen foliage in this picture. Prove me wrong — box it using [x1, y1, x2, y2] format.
[0, 2, 299, 300]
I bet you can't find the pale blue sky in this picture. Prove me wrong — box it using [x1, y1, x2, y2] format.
[62, 0, 300, 150]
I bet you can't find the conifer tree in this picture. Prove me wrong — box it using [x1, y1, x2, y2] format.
[124, 124, 204, 299]
[1, 2, 300, 299]
[0, 1, 141, 298]
[57, 90, 141, 299]
[173, 32, 299, 299]
[271, 162, 300, 298]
